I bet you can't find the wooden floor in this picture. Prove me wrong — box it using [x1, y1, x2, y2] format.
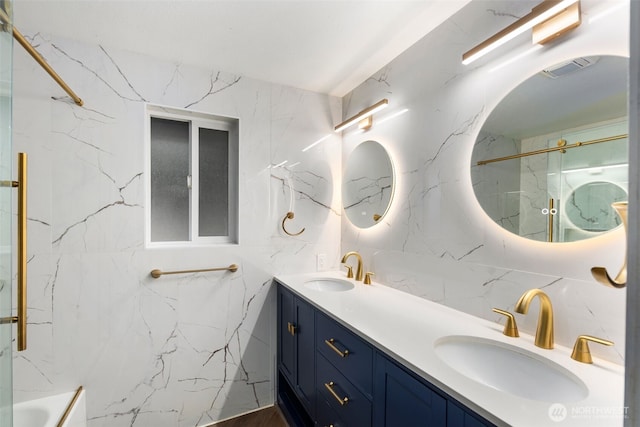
[213, 406, 289, 427]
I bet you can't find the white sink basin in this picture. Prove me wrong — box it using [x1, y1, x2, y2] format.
[304, 278, 354, 292]
[434, 335, 588, 403]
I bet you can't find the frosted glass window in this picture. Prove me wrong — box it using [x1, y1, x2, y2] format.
[199, 128, 229, 236]
[150, 118, 190, 242]
[147, 105, 238, 245]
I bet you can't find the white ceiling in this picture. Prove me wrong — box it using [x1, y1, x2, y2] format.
[13, 0, 471, 97]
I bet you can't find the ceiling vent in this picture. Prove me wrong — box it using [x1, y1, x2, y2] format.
[540, 57, 598, 79]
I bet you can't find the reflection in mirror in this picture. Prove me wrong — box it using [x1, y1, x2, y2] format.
[565, 181, 626, 234]
[343, 140, 395, 228]
[471, 56, 628, 243]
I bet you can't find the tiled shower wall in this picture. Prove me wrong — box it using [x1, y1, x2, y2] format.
[341, 0, 629, 364]
[12, 33, 341, 426]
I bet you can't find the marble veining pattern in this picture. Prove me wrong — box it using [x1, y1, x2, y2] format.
[12, 29, 341, 427]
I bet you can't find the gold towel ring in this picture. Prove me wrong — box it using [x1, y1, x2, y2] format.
[282, 211, 305, 236]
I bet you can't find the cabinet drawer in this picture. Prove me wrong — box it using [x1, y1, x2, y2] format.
[317, 353, 372, 427]
[316, 312, 373, 396]
[317, 398, 347, 427]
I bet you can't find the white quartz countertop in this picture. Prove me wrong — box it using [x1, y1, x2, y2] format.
[275, 271, 626, 427]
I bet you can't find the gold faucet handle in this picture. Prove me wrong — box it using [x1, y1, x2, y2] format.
[571, 335, 614, 364]
[492, 308, 519, 338]
[342, 264, 354, 279]
[363, 272, 374, 285]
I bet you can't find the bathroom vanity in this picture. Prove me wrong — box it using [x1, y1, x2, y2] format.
[275, 272, 625, 427]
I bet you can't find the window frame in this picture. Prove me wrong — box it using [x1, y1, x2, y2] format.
[145, 104, 239, 247]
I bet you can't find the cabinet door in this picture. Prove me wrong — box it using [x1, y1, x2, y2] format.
[278, 286, 296, 385]
[295, 297, 316, 416]
[374, 354, 447, 427]
[447, 401, 494, 427]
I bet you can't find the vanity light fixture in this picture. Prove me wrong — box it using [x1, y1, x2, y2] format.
[462, 0, 580, 65]
[532, 1, 581, 45]
[334, 99, 388, 132]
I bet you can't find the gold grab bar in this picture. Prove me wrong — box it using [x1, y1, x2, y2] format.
[0, 155, 29, 349]
[0, 8, 83, 106]
[16, 153, 27, 351]
[477, 134, 628, 165]
[547, 198, 555, 243]
[150, 264, 239, 279]
[281, 211, 305, 236]
[0, 154, 28, 351]
[56, 386, 84, 427]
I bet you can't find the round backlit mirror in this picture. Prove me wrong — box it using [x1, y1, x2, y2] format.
[471, 55, 628, 243]
[343, 140, 395, 228]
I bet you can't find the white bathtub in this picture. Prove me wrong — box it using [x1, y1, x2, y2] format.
[13, 388, 86, 427]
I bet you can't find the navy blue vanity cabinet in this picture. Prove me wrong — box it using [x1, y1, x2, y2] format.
[277, 282, 495, 427]
[277, 285, 316, 424]
[374, 354, 447, 427]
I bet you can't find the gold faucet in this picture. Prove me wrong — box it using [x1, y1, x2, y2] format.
[514, 289, 554, 349]
[341, 251, 363, 281]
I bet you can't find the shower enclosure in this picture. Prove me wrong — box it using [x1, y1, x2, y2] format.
[0, 0, 12, 425]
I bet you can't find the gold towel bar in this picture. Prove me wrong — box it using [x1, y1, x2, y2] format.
[150, 264, 239, 279]
[0, 7, 83, 106]
[56, 386, 84, 427]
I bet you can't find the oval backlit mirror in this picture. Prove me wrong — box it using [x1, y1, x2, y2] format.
[343, 140, 395, 228]
[471, 55, 628, 243]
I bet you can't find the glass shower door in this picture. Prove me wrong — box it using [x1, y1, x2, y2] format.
[0, 0, 12, 425]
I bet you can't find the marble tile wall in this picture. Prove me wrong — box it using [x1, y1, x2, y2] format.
[341, 0, 629, 364]
[12, 32, 341, 426]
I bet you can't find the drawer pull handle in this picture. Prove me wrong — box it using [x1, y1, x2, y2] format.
[324, 381, 349, 406]
[325, 338, 349, 357]
[287, 322, 296, 336]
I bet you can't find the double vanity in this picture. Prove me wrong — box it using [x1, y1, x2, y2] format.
[275, 270, 624, 427]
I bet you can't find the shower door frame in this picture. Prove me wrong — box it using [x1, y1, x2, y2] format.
[0, 0, 13, 425]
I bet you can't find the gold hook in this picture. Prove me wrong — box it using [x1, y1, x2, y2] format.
[591, 202, 627, 289]
[282, 211, 305, 236]
[591, 266, 626, 289]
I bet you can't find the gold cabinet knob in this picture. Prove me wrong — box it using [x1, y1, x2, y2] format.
[492, 308, 519, 338]
[571, 335, 614, 364]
